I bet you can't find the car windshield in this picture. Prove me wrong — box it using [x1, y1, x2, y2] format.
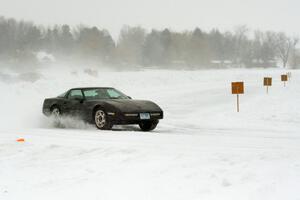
[83, 88, 129, 100]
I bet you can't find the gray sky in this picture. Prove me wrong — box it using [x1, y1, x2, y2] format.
[0, 0, 299, 38]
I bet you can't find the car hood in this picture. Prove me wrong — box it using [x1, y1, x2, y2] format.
[104, 99, 162, 113]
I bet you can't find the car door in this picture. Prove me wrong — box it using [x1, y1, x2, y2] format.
[63, 89, 85, 116]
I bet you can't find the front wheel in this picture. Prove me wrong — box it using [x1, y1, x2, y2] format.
[51, 106, 62, 127]
[139, 120, 159, 131]
[51, 107, 61, 118]
[94, 109, 113, 130]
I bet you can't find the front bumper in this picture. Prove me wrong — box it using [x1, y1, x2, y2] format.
[108, 111, 163, 125]
[43, 108, 51, 116]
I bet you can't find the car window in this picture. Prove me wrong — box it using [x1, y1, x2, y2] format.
[68, 89, 83, 99]
[107, 89, 122, 98]
[83, 89, 110, 99]
[83, 88, 129, 100]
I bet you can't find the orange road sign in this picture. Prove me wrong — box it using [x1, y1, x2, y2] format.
[281, 74, 288, 82]
[231, 82, 244, 94]
[263, 77, 272, 86]
[264, 77, 272, 94]
[281, 74, 288, 87]
[231, 82, 244, 112]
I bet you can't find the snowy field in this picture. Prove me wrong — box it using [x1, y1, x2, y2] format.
[1, 66, 300, 200]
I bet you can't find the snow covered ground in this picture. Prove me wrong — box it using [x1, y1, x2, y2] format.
[1, 65, 300, 200]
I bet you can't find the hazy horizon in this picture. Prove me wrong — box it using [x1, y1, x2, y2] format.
[1, 0, 299, 39]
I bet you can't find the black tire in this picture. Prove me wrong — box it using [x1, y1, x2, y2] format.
[139, 120, 159, 131]
[94, 108, 113, 130]
[51, 106, 61, 117]
[50, 106, 62, 127]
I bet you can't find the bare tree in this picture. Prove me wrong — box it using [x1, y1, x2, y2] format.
[275, 33, 299, 68]
[288, 38, 300, 68]
[0, 15, 299, 69]
[233, 25, 249, 67]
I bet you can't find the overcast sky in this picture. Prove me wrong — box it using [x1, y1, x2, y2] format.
[0, 0, 299, 38]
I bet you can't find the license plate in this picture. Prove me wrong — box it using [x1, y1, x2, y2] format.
[140, 113, 150, 120]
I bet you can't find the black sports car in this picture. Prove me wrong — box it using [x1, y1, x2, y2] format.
[42, 87, 163, 131]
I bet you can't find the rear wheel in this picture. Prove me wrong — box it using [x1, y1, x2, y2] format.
[94, 109, 113, 130]
[139, 120, 159, 131]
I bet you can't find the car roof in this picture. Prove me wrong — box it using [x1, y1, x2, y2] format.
[70, 87, 114, 90]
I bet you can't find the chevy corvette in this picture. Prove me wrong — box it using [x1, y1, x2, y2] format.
[42, 87, 163, 131]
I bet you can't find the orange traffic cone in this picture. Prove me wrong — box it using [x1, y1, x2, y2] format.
[16, 138, 25, 142]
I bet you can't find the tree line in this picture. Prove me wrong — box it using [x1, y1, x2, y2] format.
[0, 16, 299, 68]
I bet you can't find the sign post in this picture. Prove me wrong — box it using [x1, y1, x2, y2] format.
[231, 82, 244, 112]
[281, 74, 288, 87]
[263, 77, 272, 94]
[287, 72, 292, 80]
